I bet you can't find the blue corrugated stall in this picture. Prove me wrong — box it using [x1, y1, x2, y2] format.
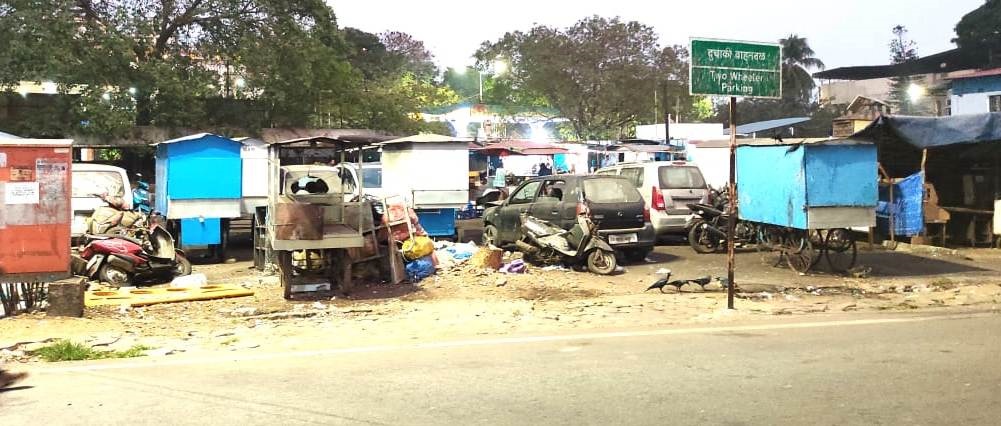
[737, 140, 878, 230]
[154, 133, 242, 248]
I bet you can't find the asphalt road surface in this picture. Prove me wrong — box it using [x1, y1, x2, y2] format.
[3, 311, 1000, 425]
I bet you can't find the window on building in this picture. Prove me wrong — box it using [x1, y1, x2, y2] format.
[990, 95, 1001, 113]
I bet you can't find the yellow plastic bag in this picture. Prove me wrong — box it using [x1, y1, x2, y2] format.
[401, 236, 434, 261]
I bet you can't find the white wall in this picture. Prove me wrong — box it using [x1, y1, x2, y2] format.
[820, 78, 892, 105]
[685, 144, 730, 190]
[381, 143, 469, 201]
[635, 123, 726, 141]
[951, 91, 1001, 115]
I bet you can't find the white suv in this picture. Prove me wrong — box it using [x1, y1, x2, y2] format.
[594, 161, 709, 237]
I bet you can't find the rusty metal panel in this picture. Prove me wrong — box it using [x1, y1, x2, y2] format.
[0, 140, 73, 282]
[274, 203, 323, 240]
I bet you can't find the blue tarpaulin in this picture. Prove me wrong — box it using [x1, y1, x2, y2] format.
[859, 113, 1001, 149]
[876, 172, 924, 237]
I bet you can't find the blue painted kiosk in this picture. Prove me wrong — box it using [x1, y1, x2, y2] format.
[735, 138, 877, 273]
[154, 133, 243, 258]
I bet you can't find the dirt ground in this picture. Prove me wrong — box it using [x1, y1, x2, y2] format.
[3, 234, 1001, 360]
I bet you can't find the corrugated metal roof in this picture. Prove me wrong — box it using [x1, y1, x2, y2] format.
[157, 132, 221, 145]
[0, 138, 73, 147]
[379, 133, 473, 145]
[947, 67, 1001, 80]
[691, 138, 870, 149]
[724, 117, 811, 135]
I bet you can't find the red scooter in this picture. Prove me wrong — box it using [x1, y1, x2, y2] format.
[75, 214, 192, 287]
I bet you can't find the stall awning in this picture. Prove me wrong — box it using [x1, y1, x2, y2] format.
[855, 113, 1001, 149]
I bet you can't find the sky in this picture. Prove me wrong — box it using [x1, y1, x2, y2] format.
[326, 0, 985, 71]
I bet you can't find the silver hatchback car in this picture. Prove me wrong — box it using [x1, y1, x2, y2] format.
[595, 161, 709, 237]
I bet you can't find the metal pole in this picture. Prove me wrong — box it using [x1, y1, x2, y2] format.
[663, 84, 670, 144]
[727, 96, 737, 310]
[478, 72, 483, 103]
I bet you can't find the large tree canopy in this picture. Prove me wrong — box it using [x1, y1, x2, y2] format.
[0, 1, 452, 137]
[954, 0, 1001, 63]
[475, 16, 697, 140]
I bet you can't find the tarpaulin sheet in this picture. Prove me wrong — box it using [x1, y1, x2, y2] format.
[876, 172, 924, 237]
[859, 113, 1001, 149]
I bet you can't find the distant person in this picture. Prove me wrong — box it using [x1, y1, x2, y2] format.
[538, 162, 552, 176]
[493, 165, 507, 188]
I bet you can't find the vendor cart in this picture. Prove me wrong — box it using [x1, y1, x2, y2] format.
[736, 139, 878, 273]
[379, 134, 471, 238]
[265, 136, 376, 298]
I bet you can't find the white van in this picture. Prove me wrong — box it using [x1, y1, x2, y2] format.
[595, 161, 709, 237]
[71, 163, 131, 237]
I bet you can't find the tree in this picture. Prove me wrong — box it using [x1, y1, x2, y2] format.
[888, 25, 927, 115]
[379, 31, 438, 78]
[0, 1, 358, 134]
[954, 0, 1001, 64]
[711, 34, 832, 136]
[780, 34, 825, 105]
[476, 16, 685, 140]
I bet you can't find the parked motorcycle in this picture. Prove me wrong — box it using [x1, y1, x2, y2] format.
[686, 188, 757, 254]
[75, 205, 191, 286]
[515, 212, 618, 275]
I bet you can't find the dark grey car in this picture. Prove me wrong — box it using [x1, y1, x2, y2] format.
[482, 175, 656, 261]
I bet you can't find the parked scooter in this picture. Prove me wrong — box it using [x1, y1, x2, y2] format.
[686, 188, 757, 254]
[75, 210, 191, 287]
[515, 210, 618, 275]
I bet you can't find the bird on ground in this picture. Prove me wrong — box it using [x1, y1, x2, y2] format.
[646, 272, 689, 293]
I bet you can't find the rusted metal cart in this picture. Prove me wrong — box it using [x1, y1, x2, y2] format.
[736, 139, 878, 273]
[265, 136, 378, 298]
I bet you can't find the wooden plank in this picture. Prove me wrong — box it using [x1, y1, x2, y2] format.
[85, 285, 254, 307]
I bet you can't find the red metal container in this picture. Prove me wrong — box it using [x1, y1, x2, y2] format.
[0, 139, 73, 282]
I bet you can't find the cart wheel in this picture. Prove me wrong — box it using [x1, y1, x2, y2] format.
[784, 230, 816, 273]
[824, 228, 857, 273]
[277, 251, 293, 299]
[810, 230, 826, 269]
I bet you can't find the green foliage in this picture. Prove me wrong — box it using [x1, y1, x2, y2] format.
[888, 26, 928, 115]
[954, 0, 1001, 63]
[31, 340, 151, 362]
[476, 16, 688, 140]
[0, 1, 451, 137]
[712, 34, 833, 137]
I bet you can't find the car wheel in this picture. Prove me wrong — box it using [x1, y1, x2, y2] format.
[624, 247, 652, 263]
[482, 224, 499, 247]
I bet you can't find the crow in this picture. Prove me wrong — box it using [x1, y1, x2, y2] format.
[0, 369, 27, 389]
[690, 276, 712, 286]
[646, 272, 689, 293]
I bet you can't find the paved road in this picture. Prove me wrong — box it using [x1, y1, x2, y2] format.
[3, 312, 1000, 425]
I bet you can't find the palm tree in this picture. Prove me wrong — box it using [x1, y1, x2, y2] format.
[779, 35, 825, 105]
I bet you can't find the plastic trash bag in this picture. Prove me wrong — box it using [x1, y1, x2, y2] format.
[402, 236, 435, 261]
[405, 256, 435, 282]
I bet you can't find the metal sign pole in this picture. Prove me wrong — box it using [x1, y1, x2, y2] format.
[727, 96, 737, 309]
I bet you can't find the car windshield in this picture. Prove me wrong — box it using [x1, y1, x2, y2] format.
[72, 170, 125, 198]
[362, 167, 382, 188]
[582, 178, 642, 203]
[658, 166, 706, 189]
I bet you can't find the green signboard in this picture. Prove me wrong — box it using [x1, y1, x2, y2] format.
[689, 38, 782, 98]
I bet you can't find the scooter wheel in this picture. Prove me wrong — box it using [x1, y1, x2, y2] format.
[173, 254, 192, 277]
[98, 265, 131, 287]
[586, 249, 617, 275]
